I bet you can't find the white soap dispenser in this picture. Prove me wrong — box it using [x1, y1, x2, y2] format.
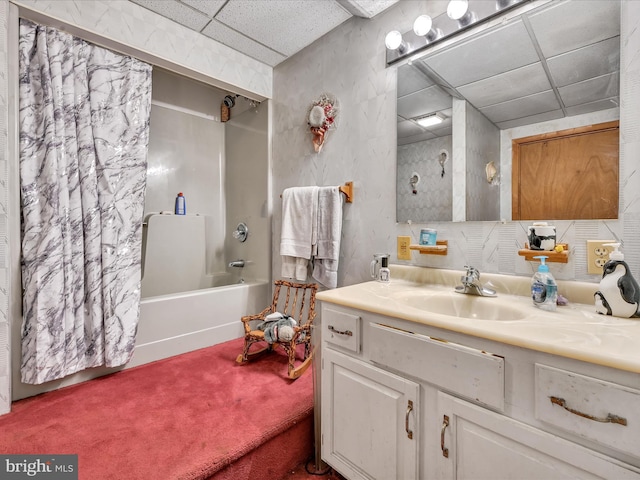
[531, 256, 557, 311]
[594, 243, 640, 318]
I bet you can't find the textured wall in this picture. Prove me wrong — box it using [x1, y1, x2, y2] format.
[0, 0, 9, 415]
[397, 135, 453, 222]
[273, 0, 639, 288]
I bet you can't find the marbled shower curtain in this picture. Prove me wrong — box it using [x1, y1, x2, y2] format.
[18, 20, 152, 384]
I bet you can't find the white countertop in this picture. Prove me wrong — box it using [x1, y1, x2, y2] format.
[316, 265, 640, 373]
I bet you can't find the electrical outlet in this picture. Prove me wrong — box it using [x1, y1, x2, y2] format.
[397, 236, 412, 260]
[586, 240, 616, 275]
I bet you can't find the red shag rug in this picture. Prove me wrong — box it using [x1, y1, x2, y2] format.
[0, 338, 314, 479]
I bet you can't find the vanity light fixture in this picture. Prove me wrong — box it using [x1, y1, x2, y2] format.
[384, 30, 406, 52]
[413, 15, 441, 42]
[415, 113, 445, 127]
[385, 0, 529, 65]
[447, 0, 476, 27]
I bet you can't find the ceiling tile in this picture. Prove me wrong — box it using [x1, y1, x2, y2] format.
[457, 62, 551, 109]
[547, 36, 620, 88]
[338, 0, 399, 18]
[422, 20, 539, 87]
[557, 72, 620, 107]
[130, 0, 211, 31]
[565, 99, 619, 117]
[528, 0, 620, 58]
[180, 0, 226, 17]
[397, 64, 435, 98]
[480, 90, 560, 124]
[397, 119, 425, 138]
[495, 110, 564, 130]
[215, 0, 352, 57]
[201, 20, 286, 66]
[397, 85, 452, 120]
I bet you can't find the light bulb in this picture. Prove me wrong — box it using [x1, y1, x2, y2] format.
[413, 15, 433, 37]
[447, 0, 469, 20]
[385, 30, 403, 50]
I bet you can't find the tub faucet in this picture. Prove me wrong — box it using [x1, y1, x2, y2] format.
[228, 260, 245, 268]
[455, 266, 497, 297]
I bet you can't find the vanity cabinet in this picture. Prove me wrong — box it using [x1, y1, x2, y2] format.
[319, 302, 640, 480]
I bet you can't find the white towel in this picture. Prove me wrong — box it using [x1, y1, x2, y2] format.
[280, 186, 319, 281]
[312, 186, 343, 289]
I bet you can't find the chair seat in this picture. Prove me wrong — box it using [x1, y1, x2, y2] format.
[236, 280, 318, 379]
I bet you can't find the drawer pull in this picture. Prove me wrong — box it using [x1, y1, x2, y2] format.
[405, 400, 414, 439]
[328, 325, 353, 336]
[441, 415, 450, 458]
[550, 396, 627, 426]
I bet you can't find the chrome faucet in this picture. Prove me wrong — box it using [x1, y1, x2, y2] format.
[455, 266, 497, 297]
[228, 260, 245, 268]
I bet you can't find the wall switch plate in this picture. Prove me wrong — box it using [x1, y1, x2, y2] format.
[586, 240, 616, 275]
[397, 236, 412, 260]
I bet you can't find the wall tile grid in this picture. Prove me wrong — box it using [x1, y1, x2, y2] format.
[273, 0, 639, 287]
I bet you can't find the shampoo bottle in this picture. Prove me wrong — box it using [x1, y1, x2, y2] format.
[175, 192, 186, 215]
[594, 243, 640, 318]
[531, 256, 557, 311]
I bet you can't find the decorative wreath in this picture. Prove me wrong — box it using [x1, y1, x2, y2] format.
[307, 93, 339, 153]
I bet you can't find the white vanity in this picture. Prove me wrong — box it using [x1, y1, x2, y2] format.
[317, 265, 640, 479]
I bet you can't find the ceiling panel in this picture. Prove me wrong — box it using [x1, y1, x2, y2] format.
[397, 85, 453, 120]
[215, 0, 351, 57]
[422, 20, 540, 87]
[397, 64, 435, 98]
[528, 0, 620, 58]
[128, 0, 398, 67]
[546, 37, 619, 88]
[457, 62, 551, 109]
[557, 72, 620, 108]
[496, 109, 564, 130]
[480, 90, 560, 124]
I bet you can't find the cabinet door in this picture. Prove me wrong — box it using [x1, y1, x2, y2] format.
[437, 392, 640, 480]
[322, 347, 419, 480]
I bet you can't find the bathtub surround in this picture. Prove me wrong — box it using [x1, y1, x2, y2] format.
[18, 20, 152, 384]
[0, 338, 314, 479]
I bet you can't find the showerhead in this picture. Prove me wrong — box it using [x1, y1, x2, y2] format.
[223, 95, 236, 108]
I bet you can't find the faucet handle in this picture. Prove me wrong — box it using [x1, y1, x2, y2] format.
[464, 265, 479, 279]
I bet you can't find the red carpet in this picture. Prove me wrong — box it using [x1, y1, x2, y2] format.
[0, 338, 314, 479]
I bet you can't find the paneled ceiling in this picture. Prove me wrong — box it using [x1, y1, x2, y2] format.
[130, 0, 398, 67]
[397, 0, 620, 145]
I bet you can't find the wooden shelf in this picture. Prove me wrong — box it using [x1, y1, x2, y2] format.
[409, 240, 448, 256]
[518, 243, 569, 263]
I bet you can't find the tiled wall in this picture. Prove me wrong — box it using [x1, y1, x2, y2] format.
[273, 0, 639, 288]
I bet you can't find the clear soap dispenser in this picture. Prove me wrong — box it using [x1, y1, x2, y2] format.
[531, 256, 557, 311]
[595, 243, 640, 318]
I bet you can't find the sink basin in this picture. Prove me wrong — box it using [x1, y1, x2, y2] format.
[391, 291, 528, 321]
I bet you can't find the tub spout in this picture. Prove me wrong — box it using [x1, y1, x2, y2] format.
[228, 260, 245, 268]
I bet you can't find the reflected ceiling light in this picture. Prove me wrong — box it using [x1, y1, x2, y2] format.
[447, 0, 475, 26]
[413, 15, 441, 41]
[385, 30, 406, 52]
[415, 113, 445, 127]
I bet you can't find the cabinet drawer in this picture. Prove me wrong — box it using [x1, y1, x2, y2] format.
[323, 308, 361, 353]
[369, 323, 504, 411]
[535, 364, 640, 458]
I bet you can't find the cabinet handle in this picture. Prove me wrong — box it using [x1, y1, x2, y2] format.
[328, 325, 353, 336]
[441, 415, 449, 458]
[405, 400, 414, 439]
[550, 396, 627, 426]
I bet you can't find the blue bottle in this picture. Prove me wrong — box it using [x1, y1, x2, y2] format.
[175, 192, 186, 215]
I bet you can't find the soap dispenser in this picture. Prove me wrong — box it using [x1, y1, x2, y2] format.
[531, 256, 557, 311]
[594, 243, 640, 318]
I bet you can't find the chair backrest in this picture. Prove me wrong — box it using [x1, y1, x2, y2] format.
[271, 280, 318, 329]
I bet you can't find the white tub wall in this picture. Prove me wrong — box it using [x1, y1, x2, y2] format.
[225, 101, 271, 285]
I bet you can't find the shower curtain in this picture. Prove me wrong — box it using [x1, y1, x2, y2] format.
[18, 20, 152, 384]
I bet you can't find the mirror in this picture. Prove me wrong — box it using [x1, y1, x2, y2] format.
[396, 0, 620, 223]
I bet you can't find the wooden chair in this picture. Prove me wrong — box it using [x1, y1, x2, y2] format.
[236, 280, 318, 379]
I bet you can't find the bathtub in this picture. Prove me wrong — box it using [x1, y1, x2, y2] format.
[129, 280, 270, 368]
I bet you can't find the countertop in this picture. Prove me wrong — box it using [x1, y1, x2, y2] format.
[316, 265, 640, 373]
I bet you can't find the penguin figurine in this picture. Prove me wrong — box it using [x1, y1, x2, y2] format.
[594, 243, 640, 318]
